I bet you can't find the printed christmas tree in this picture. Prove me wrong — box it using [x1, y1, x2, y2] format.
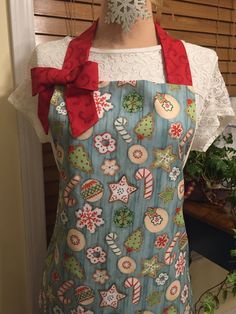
[124, 227, 143, 252]
[173, 207, 185, 227]
[64, 254, 85, 280]
[134, 112, 154, 140]
[186, 98, 196, 122]
[164, 304, 178, 314]
[68, 144, 93, 173]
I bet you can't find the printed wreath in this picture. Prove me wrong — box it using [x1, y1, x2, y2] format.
[122, 91, 143, 113]
[94, 132, 116, 154]
[113, 206, 134, 228]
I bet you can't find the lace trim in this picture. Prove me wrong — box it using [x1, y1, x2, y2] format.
[7, 36, 236, 151]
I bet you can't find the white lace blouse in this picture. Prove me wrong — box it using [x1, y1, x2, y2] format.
[8, 36, 236, 153]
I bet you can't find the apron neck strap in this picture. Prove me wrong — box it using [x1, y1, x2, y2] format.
[63, 18, 193, 86]
[155, 22, 193, 86]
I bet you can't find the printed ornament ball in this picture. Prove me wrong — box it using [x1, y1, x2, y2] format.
[75, 285, 95, 305]
[144, 207, 169, 233]
[154, 93, 180, 120]
[81, 179, 104, 202]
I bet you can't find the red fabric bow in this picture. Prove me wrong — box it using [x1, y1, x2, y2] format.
[31, 61, 99, 138]
[31, 20, 99, 138]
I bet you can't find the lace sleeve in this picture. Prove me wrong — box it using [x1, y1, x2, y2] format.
[191, 60, 236, 152]
[7, 46, 51, 144]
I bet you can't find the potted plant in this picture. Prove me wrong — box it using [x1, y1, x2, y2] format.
[193, 228, 236, 314]
[184, 131, 236, 216]
[183, 129, 236, 313]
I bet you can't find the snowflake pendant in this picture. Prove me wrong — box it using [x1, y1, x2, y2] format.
[105, 0, 152, 32]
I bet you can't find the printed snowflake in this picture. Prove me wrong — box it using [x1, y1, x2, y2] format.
[93, 91, 113, 119]
[75, 203, 104, 233]
[105, 0, 152, 32]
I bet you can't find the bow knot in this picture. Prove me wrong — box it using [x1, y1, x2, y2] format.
[31, 59, 99, 138]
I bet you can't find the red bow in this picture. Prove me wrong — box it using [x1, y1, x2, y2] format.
[31, 61, 99, 138]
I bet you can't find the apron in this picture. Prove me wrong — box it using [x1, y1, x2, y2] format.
[35, 20, 197, 314]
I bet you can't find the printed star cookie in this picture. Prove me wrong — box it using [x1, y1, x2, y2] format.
[158, 187, 175, 204]
[146, 291, 162, 307]
[108, 175, 137, 203]
[151, 145, 177, 173]
[99, 283, 126, 309]
[141, 255, 164, 278]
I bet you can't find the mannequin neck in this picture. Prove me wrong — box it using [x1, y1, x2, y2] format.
[92, 0, 159, 49]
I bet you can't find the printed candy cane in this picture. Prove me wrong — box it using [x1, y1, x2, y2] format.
[179, 128, 193, 147]
[124, 277, 141, 304]
[164, 231, 181, 265]
[105, 232, 122, 256]
[57, 280, 74, 305]
[135, 168, 153, 200]
[178, 128, 193, 159]
[63, 174, 81, 206]
[114, 117, 132, 143]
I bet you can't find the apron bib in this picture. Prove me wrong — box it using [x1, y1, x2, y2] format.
[37, 20, 197, 314]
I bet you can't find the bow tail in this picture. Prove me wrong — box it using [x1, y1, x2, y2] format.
[65, 91, 99, 138]
[38, 88, 55, 135]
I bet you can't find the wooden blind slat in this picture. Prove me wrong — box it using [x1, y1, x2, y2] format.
[35, 31, 236, 50]
[55, 0, 234, 9]
[34, 0, 235, 23]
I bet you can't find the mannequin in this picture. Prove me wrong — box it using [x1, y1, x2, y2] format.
[93, 0, 160, 49]
[7, 1, 236, 313]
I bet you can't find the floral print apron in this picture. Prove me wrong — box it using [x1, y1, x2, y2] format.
[35, 20, 196, 314]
